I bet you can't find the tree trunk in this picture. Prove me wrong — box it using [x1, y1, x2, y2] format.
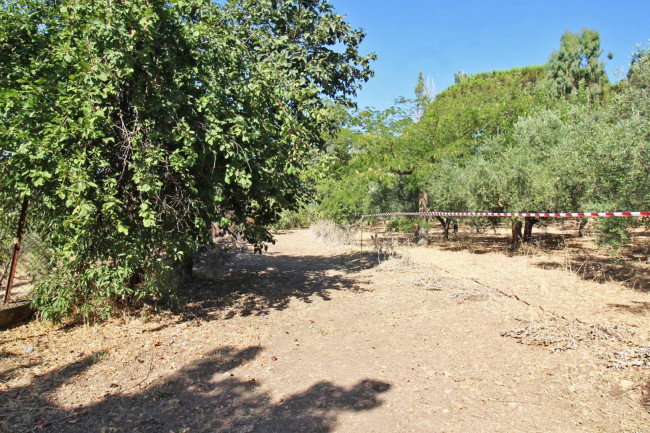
[523, 217, 539, 243]
[418, 189, 428, 213]
[4, 197, 29, 304]
[128, 269, 144, 289]
[178, 253, 194, 279]
[511, 220, 523, 249]
[577, 218, 588, 237]
[488, 217, 499, 233]
[414, 224, 429, 245]
[415, 189, 430, 245]
[436, 216, 452, 241]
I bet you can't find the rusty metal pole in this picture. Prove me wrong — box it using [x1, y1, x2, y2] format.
[4, 196, 29, 304]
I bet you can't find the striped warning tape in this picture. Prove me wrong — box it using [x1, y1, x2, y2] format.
[362, 211, 650, 219]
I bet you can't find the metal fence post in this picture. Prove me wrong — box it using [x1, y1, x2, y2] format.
[4, 196, 29, 304]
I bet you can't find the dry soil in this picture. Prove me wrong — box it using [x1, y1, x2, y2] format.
[1, 227, 649, 432]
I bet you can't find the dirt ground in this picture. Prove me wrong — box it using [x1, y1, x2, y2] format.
[1, 225, 649, 432]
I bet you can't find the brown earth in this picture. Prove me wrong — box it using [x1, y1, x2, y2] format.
[1, 226, 649, 432]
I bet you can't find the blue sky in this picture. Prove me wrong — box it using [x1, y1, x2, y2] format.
[330, 0, 650, 111]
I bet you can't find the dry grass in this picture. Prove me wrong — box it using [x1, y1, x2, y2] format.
[310, 220, 355, 247]
[607, 347, 650, 369]
[502, 315, 637, 352]
[361, 220, 650, 291]
[396, 274, 443, 291]
[446, 288, 490, 303]
[373, 254, 418, 272]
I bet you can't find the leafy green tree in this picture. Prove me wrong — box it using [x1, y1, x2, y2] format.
[318, 66, 549, 232]
[424, 70, 648, 249]
[316, 104, 414, 222]
[548, 29, 610, 100]
[0, 0, 374, 320]
[425, 160, 473, 239]
[317, 30, 646, 252]
[412, 66, 549, 163]
[591, 46, 650, 247]
[408, 66, 549, 237]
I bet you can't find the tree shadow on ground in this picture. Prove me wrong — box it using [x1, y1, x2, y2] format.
[606, 301, 650, 315]
[536, 254, 649, 293]
[0, 345, 391, 433]
[366, 226, 514, 255]
[432, 233, 511, 255]
[533, 229, 649, 292]
[178, 251, 379, 322]
[399, 225, 649, 293]
[431, 230, 576, 256]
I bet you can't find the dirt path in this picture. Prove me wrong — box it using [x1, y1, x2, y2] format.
[1, 229, 649, 432]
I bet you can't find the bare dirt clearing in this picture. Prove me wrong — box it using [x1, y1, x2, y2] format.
[1, 228, 649, 432]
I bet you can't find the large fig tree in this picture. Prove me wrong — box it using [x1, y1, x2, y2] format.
[0, 0, 374, 319]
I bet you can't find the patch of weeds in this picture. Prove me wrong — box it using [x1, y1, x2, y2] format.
[91, 352, 107, 364]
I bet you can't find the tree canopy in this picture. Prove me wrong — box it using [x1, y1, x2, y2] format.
[548, 28, 610, 99]
[0, 0, 374, 319]
[316, 65, 550, 222]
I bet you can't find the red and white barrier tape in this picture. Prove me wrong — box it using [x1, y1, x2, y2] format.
[362, 211, 650, 219]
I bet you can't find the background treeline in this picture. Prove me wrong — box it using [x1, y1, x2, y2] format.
[306, 30, 649, 249]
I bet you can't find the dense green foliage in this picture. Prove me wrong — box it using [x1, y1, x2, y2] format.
[317, 65, 550, 221]
[315, 31, 648, 249]
[548, 29, 610, 99]
[0, 0, 373, 319]
[415, 66, 550, 160]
